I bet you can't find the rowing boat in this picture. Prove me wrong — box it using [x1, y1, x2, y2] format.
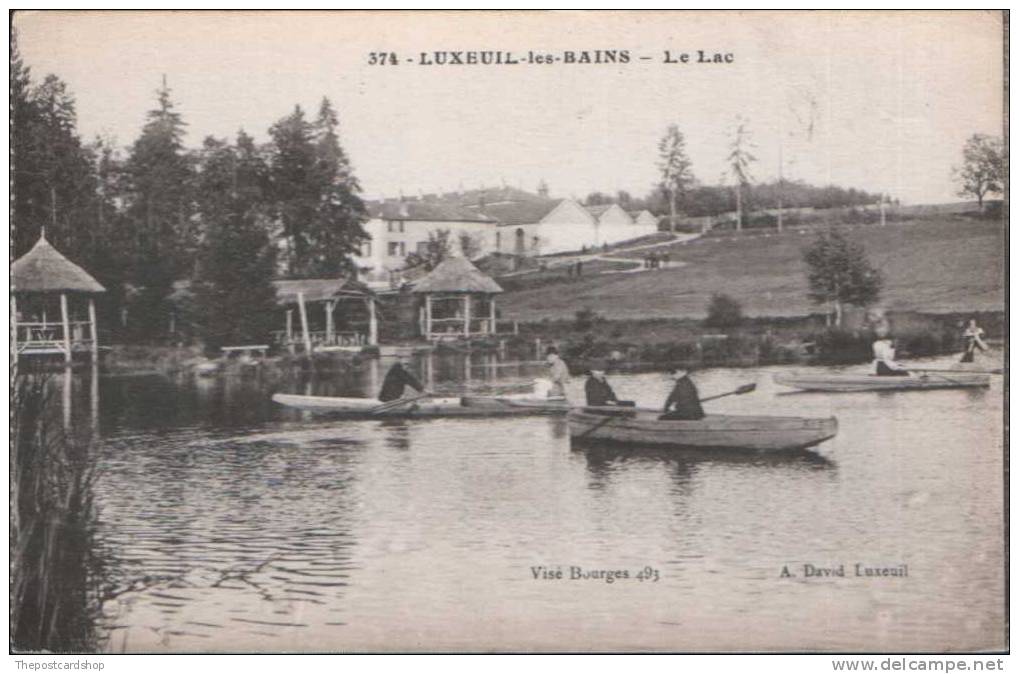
[568, 409, 837, 452]
[271, 392, 569, 417]
[773, 372, 990, 392]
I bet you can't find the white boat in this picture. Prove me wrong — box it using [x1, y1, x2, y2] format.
[773, 372, 990, 392]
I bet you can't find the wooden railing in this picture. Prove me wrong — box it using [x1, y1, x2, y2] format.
[15, 322, 95, 353]
[425, 318, 519, 340]
[272, 330, 366, 349]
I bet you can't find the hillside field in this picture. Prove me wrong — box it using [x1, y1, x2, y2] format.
[497, 217, 1005, 321]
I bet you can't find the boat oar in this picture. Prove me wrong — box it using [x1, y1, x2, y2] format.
[577, 383, 759, 436]
[697, 382, 757, 403]
[369, 391, 433, 415]
[911, 368, 1002, 375]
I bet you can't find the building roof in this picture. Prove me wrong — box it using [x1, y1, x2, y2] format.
[12, 232, 106, 294]
[272, 278, 373, 305]
[471, 199, 562, 226]
[366, 199, 496, 223]
[584, 204, 613, 218]
[411, 256, 503, 294]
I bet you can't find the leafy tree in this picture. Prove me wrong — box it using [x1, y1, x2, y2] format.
[657, 125, 696, 233]
[802, 229, 883, 326]
[191, 133, 278, 352]
[727, 116, 757, 231]
[704, 293, 744, 329]
[953, 134, 1004, 210]
[404, 229, 452, 271]
[122, 80, 196, 338]
[584, 191, 613, 206]
[458, 231, 483, 260]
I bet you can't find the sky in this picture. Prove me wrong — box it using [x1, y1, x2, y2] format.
[14, 10, 1005, 205]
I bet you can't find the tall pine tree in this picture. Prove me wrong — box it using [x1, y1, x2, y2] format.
[191, 133, 278, 352]
[122, 80, 196, 338]
[268, 99, 367, 278]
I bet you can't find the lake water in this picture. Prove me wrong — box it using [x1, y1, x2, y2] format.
[83, 353, 1005, 652]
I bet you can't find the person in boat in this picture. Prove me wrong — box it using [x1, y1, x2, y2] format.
[378, 358, 425, 402]
[544, 347, 570, 398]
[660, 368, 705, 420]
[960, 318, 988, 363]
[872, 337, 909, 376]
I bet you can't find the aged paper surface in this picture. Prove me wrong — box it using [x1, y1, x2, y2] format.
[10, 10, 1006, 654]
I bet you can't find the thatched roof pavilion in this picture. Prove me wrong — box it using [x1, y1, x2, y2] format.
[12, 232, 105, 294]
[12, 231, 105, 364]
[410, 256, 504, 340]
[272, 278, 378, 353]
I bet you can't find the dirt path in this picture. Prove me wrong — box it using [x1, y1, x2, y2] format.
[500, 233, 701, 277]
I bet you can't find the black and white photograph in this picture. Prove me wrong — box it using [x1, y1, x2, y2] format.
[9, 10, 1007, 657]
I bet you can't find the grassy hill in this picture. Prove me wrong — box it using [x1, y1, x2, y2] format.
[497, 216, 1005, 321]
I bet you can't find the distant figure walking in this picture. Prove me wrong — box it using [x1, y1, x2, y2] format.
[662, 252, 671, 269]
[576, 260, 583, 276]
[378, 358, 425, 402]
[660, 368, 705, 420]
[960, 318, 989, 363]
[872, 337, 909, 377]
[544, 347, 571, 398]
[648, 252, 658, 269]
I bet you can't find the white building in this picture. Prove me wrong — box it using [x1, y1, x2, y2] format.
[353, 199, 497, 286]
[627, 209, 661, 234]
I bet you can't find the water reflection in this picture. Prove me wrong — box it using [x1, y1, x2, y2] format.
[82, 353, 1004, 652]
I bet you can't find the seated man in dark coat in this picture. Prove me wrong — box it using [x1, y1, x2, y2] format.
[660, 368, 705, 420]
[378, 358, 425, 402]
[584, 366, 620, 406]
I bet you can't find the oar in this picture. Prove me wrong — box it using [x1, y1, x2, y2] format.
[369, 391, 433, 415]
[911, 367, 1002, 375]
[698, 382, 757, 403]
[579, 383, 760, 419]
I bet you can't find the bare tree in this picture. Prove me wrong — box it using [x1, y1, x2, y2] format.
[657, 125, 696, 234]
[727, 116, 757, 231]
[954, 134, 1004, 211]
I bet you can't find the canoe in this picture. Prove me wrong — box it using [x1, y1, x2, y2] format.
[568, 409, 837, 452]
[773, 372, 990, 392]
[271, 392, 569, 417]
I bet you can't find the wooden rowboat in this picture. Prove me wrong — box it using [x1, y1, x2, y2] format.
[271, 392, 569, 417]
[568, 409, 837, 452]
[773, 372, 990, 393]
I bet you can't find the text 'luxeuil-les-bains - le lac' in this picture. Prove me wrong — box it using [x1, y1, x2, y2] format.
[367, 49, 735, 66]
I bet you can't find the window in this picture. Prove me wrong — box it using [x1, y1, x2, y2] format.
[361, 241, 372, 257]
[388, 242, 405, 257]
[388, 221, 404, 233]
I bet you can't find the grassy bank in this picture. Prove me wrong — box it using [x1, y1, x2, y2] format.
[498, 216, 1005, 320]
[509, 310, 1004, 371]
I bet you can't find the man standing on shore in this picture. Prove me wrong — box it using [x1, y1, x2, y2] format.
[545, 347, 570, 398]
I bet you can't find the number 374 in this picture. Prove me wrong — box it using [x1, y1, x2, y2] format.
[368, 52, 399, 65]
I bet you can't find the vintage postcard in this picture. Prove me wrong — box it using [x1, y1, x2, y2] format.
[10, 10, 1006, 655]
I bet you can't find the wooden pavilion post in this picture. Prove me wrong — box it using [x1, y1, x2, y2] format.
[286, 309, 294, 354]
[367, 297, 378, 346]
[425, 295, 433, 340]
[88, 296, 99, 365]
[297, 291, 313, 355]
[325, 300, 335, 346]
[463, 294, 471, 338]
[11, 295, 18, 363]
[60, 292, 72, 366]
[489, 294, 496, 335]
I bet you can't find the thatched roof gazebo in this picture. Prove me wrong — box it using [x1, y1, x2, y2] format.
[411, 256, 504, 340]
[12, 231, 106, 364]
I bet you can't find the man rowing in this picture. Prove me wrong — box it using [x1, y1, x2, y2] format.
[872, 337, 909, 377]
[378, 357, 425, 402]
[660, 368, 705, 420]
[583, 363, 635, 407]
